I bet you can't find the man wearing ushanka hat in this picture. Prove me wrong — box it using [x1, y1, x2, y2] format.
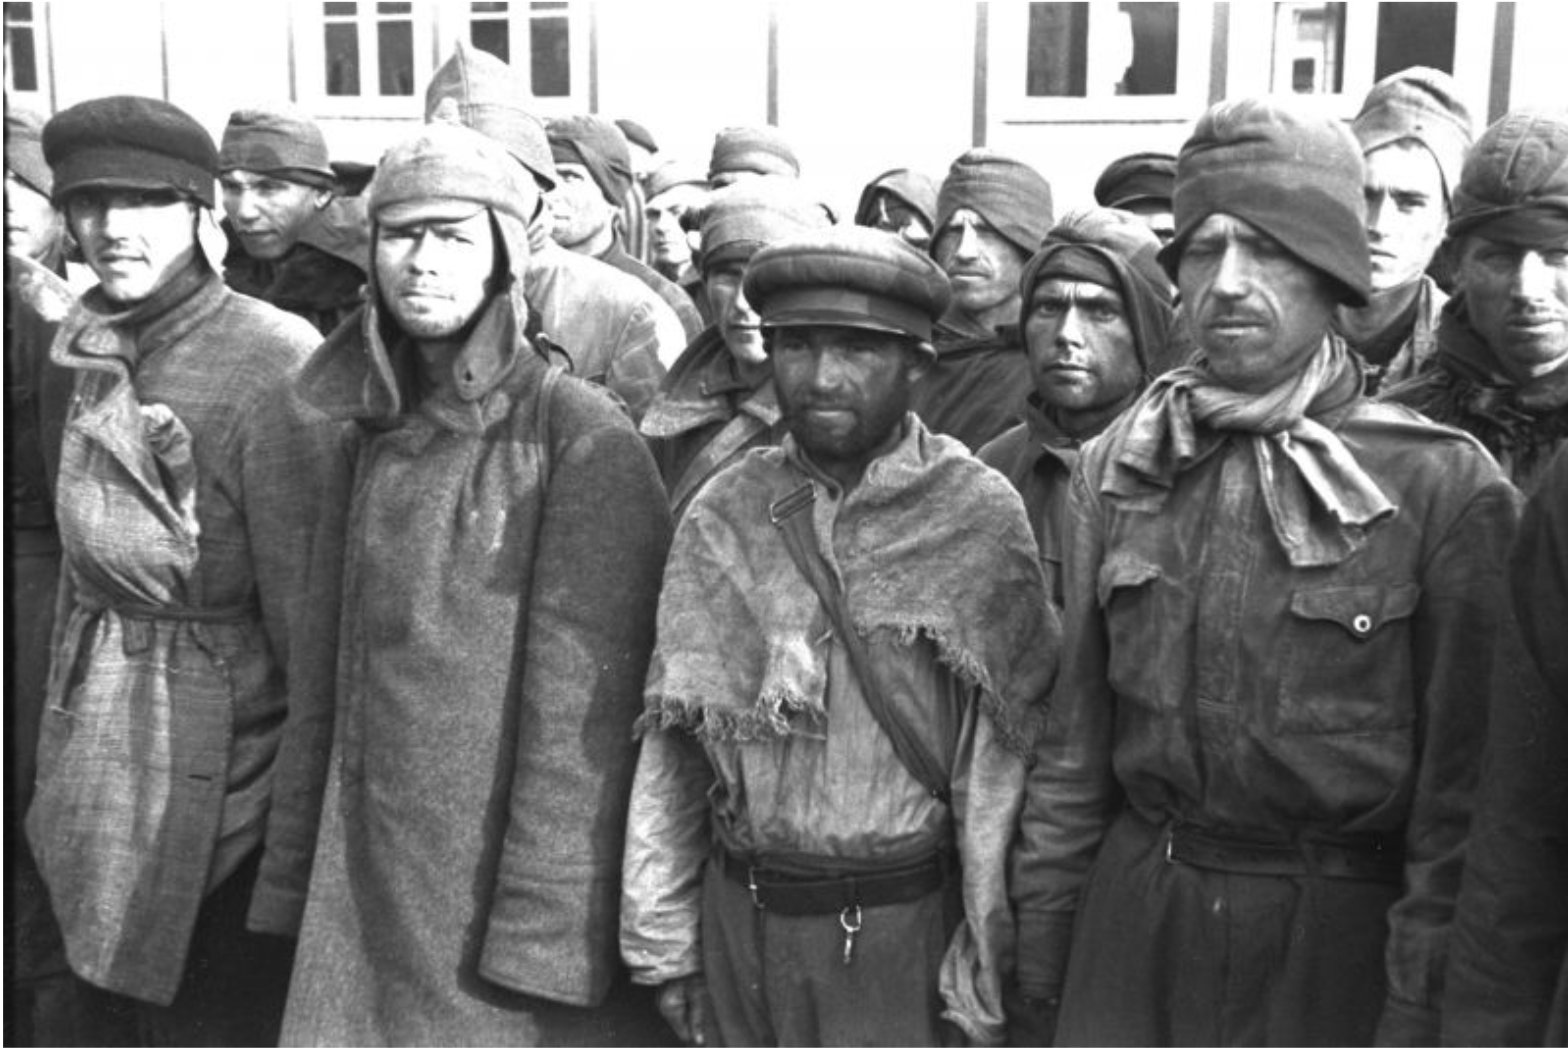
[1011, 94, 1519, 1047]
[623, 224, 1058, 1047]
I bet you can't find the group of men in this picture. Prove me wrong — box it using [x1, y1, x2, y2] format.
[4, 44, 1567, 1048]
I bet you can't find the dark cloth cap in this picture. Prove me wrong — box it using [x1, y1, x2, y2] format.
[1160, 95, 1370, 307]
[1447, 108, 1568, 247]
[745, 225, 952, 344]
[644, 158, 707, 200]
[615, 118, 657, 154]
[1093, 151, 1176, 209]
[424, 41, 557, 191]
[694, 181, 829, 273]
[854, 167, 938, 229]
[43, 95, 217, 208]
[1352, 66, 1473, 201]
[547, 114, 634, 207]
[218, 106, 335, 184]
[935, 148, 1054, 256]
[5, 105, 52, 196]
[708, 125, 800, 180]
[1019, 207, 1175, 377]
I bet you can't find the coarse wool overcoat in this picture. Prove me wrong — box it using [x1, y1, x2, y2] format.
[912, 320, 1031, 452]
[278, 199, 675, 1046]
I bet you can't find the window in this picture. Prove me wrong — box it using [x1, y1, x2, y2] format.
[1271, 2, 1346, 94]
[465, 2, 571, 98]
[322, 2, 415, 97]
[1374, 2, 1456, 79]
[4, 2, 40, 94]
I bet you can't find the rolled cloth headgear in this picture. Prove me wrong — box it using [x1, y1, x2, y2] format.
[1019, 207, 1175, 377]
[1093, 152, 1176, 210]
[708, 125, 800, 181]
[854, 168, 938, 230]
[218, 106, 336, 188]
[43, 95, 217, 208]
[644, 158, 708, 201]
[615, 118, 657, 155]
[745, 225, 952, 345]
[694, 181, 830, 274]
[1446, 108, 1568, 249]
[1352, 66, 1473, 202]
[934, 148, 1054, 255]
[368, 120, 538, 229]
[424, 40, 557, 191]
[1160, 95, 1370, 307]
[546, 115, 634, 207]
[5, 105, 52, 197]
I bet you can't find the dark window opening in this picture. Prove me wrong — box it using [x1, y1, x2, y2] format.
[471, 18, 510, 63]
[324, 21, 359, 96]
[1117, 2, 1179, 95]
[1026, 2, 1089, 97]
[1374, 2, 1456, 78]
[530, 3, 570, 97]
[377, 18, 413, 95]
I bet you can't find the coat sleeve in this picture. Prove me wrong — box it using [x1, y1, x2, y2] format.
[477, 392, 674, 1006]
[604, 301, 671, 425]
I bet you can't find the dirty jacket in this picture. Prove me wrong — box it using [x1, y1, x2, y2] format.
[1013, 347, 1519, 1041]
[598, 238, 705, 350]
[1337, 274, 1445, 396]
[912, 320, 1031, 452]
[220, 197, 369, 337]
[25, 263, 338, 1005]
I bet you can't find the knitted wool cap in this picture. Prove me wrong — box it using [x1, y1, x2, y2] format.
[424, 40, 557, 191]
[1160, 95, 1370, 306]
[1093, 151, 1176, 210]
[708, 125, 800, 181]
[43, 95, 217, 207]
[644, 158, 708, 201]
[694, 181, 829, 273]
[5, 105, 52, 197]
[546, 114, 634, 207]
[935, 148, 1054, 256]
[745, 225, 951, 344]
[854, 168, 938, 231]
[1447, 108, 1568, 247]
[1352, 66, 1473, 202]
[218, 105, 335, 185]
[368, 120, 538, 228]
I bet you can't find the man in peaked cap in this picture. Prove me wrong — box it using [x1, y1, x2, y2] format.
[1383, 108, 1568, 494]
[277, 118, 673, 1046]
[622, 225, 1059, 1047]
[977, 207, 1174, 606]
[1011, 94, 1518, 1046]
[916, 147, 1054, 451]
[1093, 150, 1177, 244]
[854, 167, 938, 251]
[218, 105, 369, 335]
[707, 125, 800, 187]
[547, 115, 703, 342]
[27, 94, 340, 1045]
[1333, 67, 1474, 393]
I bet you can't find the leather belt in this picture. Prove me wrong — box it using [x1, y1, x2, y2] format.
[1165, 823, 1403, 884]
[715, 847, 950, 916]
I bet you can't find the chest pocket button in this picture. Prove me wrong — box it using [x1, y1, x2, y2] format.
[1351, 613, 1373, 636]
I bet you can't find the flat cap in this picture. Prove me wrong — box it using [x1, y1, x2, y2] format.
[1447, 108, 1568, 247]
[709, 125, 800, 181]
[1352, 67, 1473, 202]
[43, 95, 217, 208]
[5, 105, 52, 197]
[218, 105, 335, 184]
[424, 40, 557, 191]
[1093, 151, 1176, 209]
[745, 225, 953, 343]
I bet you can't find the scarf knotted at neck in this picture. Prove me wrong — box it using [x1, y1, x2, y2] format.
[1106, 338, 1396, 566]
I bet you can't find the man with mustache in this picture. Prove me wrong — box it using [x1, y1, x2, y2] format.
[622, 225, 1058, 1047]
[916, 148, 1054, 451]
[1011, 95, 1519, 1046]
[1383, 108, 1568, 494]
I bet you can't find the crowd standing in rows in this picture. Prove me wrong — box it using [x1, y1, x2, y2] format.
[4, 50, 1566, 1048]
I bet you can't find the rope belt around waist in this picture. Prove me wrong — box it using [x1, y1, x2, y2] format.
[715, 847, 951, 916]
[1165, 823, 1404, 884]
[83, 596, 259, 624]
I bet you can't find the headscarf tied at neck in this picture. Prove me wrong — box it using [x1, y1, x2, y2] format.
[1106, 338, 1396, 566]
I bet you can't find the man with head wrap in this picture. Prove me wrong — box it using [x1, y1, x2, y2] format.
[278, 119, 673, 1046]
[1010, 95, 1519, 1046]
[854, 167, 937, 250]
[1383, 108, 1568, 494]
[916, 148, 1054, 450]
[977, 208, 1173, 605]
[547, 115, 703, 342]
[25, 95, 340, 1045]
[638, 181, 828, 518]
[1332, 68, 1474, 394]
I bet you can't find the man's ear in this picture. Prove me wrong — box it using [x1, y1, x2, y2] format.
[313, 187, 334, 211]
[906, 341, 935, 382]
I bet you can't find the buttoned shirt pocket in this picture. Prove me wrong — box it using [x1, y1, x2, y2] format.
[1097, 552, 1173, 715]
[1275, 582, 1421, 735]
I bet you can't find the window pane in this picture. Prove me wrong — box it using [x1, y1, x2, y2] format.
[378, 18, 413, 94]
[324, 21, 359, 95]
[472, 1, 508, 11]
[530, 13, 570, 96]
[1026, 2, 1089, 97]
[377, 2, 411, 14]
[1375, 2, 1456, 78]
[1272, 2, 1345, 94]
[6, 4, 35, 22]
[324, 1, 356, 17]
[5, 25, 37, 92]
[1118, 2, 1178, 95]
[471, 19, 509, 63]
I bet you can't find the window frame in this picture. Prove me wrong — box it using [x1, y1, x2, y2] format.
[293, 0, 438, 117]
[4, 1, 53, 111]
[433, 0, 590, 117]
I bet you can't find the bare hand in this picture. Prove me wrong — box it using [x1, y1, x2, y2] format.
[656, 973, 708, 1046]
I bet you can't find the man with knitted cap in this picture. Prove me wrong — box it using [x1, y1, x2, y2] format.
[1384, 108, 1568, 494]
[915, 147, 1054, 450]
[547, 114, 703, 342]
[278, 119, 673, 1045]
[978, 208, 1174, 606]
[1333, 67, 1474, 393]
[217, 105, 369, 336]
[707, 125, 800, 188]
[638, 181, 829, 517]
[623, 224, 1058, 1047]
[26, 94, 340, 1045]
[1012, 94, 1518, 1046]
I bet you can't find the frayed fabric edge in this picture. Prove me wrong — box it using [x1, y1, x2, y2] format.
[635, 686, 826, 742]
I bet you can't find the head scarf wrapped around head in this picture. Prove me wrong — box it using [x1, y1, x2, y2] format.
[934, 148, 1053, 256]
[854, 168, 938, 230]
[1446, 108, 1568, 249]
[546, 114, 634, 208]
[1352, 66, 1473, 204]
[708, 125, 800, 181]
